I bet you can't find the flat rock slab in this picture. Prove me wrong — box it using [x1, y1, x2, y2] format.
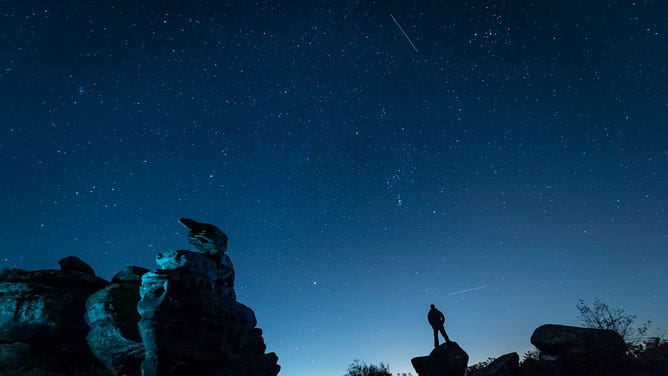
[531, 324, 626, 356]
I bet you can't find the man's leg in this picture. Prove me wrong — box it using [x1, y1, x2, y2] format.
[439, 326, 451, 343]
[433, 327, 439, 347]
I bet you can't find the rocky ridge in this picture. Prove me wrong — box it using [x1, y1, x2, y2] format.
[411, 324, 666, 376]
[0, 218, 279, 376]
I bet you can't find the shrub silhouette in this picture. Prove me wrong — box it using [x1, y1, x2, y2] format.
[344, 360, 393, 376]
[577, 298, 651, 346]
[465, 357, 495, 375]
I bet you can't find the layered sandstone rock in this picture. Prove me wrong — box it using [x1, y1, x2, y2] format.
[136, 218, 279, 376]
[0, 257, 108, 370]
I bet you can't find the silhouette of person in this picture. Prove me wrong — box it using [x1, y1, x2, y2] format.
[428, 304, 451, 348]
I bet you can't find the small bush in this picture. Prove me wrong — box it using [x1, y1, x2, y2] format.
[465, 357, 495, 375]
[345, 360, 392, 376]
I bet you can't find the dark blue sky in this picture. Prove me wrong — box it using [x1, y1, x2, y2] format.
[1, 1, 667, 375]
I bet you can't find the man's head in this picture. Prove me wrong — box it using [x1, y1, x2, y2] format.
[430, 304, 435, 309]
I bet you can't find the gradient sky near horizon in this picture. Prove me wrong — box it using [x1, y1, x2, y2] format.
[1, 1, 667, 375]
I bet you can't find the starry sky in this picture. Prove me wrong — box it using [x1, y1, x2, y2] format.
[1, 1, 667, 375]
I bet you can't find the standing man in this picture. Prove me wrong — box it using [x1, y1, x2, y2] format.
[428, 304, 452, 348]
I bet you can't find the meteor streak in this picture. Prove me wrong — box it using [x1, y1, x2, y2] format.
[448, 285, 487, 296]
[390, 14, 419, 53]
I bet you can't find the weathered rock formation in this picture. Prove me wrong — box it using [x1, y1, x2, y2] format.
[531, 324, 627, 356]
[0, 219, 279, 376]
[412, 342, 469, 376]
[85, 266, 149, 375]
[179, 217, 230, 257]
[0, 257, 109, 370]
[530, 324, 627, 375]
[136, 218, 279, 376]
[470, 352, 520, 376]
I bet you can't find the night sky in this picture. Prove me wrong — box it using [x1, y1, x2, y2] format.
[1, 1, 667, 375]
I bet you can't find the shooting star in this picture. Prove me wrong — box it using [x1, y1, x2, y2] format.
[390, 14, 419, 53]
[448, 285, 487, 296]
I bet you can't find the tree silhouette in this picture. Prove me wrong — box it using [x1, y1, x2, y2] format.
[577, 298, 651, 345]
[344, 360, 392, 376]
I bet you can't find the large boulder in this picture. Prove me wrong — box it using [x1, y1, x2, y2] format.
[58, 256, 96, 276]
[470, 352, 519, 376]
[531, 324, 627, 376]
[0, 266, 108, 341]
[137, 219, 279, 376]
[85, 266, 149, 376]
[412, 342, 468, 376]
[531, 324, 626, 356]
[0, 258, 109, 370]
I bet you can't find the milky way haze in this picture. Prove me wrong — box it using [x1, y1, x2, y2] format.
[1, 1, 667, 375]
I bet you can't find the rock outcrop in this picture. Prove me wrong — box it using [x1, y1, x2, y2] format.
[136, 218, 279, 376]
[412, 342, 468, 376]
[530, 324, 627, 375]
[0, 219, 279, 376]
[58, 255, 96, 276]
[0, 258, 109, 370]
[85, 266, 149, 375]
[179, 217, 230, 257]
[531, 324, 626, 356]
[470, 352, 520, 376]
